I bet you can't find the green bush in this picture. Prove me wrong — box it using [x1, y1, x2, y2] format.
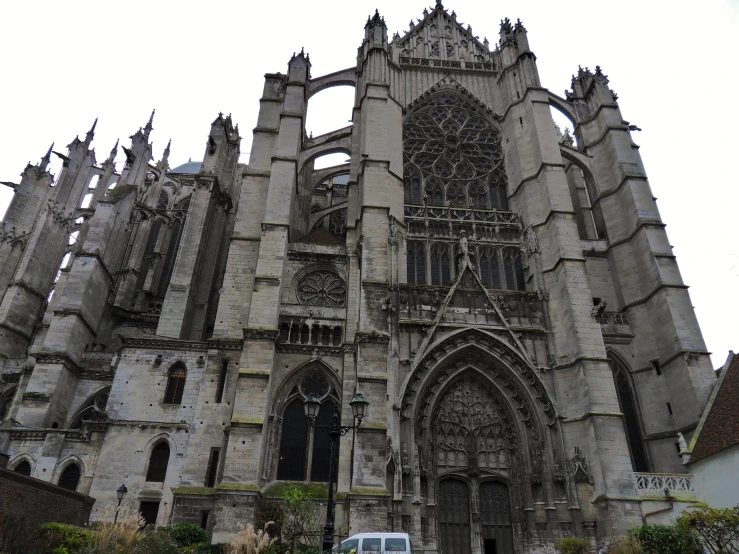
[677, 505, 739, 554]
[161, 522, 209, 547]
[40, 523, 93, 554]
[629, 524, 701, 554]
[555, 537, 589, 554]
[130, 529, 181, 554]
[609, 535, 644, 554]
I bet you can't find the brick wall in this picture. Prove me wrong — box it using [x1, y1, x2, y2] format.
[0, 466, 95, 531]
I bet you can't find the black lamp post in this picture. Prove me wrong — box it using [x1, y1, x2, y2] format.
[304, 391, 369, 554]
[114, 483, 128, 523]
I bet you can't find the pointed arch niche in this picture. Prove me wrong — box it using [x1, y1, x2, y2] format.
[269, 361, 342, 483]
[608, 352, 650, 472]
[397, 329, 572, 553]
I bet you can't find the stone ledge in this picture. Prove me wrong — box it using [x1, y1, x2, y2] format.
[231, 417, 264, 428]
[172, 486, 217, 496]
[216, 482, 260, 492]
[357, 373, 388, 383]
[238, 368, 270, 378]
[347, 486, 391, 497]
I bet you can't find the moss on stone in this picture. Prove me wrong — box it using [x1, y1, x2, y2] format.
[348, 487, 390, 497]
[359, 421, 388, 430]
[262, 481, 328, 500]
[106, 184, 137, 200]
[172, 486, 216, 496]
[231, 417, 264, 426]
[216, 482, 260, 492]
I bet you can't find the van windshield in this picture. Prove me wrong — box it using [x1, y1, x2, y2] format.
[340, 538, 359, 553]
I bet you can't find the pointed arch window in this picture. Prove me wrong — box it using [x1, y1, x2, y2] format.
[609, 356, 649, 472]
[430, 243, 451, 285]
[0, 387, 16, 421]
[489, 169, 509, 210]
[13, 461, 31, 477]
[164, 365, 187, 405]
[276, 371, 338, 482]
[58, 464, 81, 491]
[468, 180, 488, 208]
[425, 177, 444, 206]
[479, 248, 502, 289]
[503, 249, 526, 291]
[407, 242, 427, 285]
[146, 442, 171, 482]
[404, 166, 422, 205]
[446, 182, 467, 207]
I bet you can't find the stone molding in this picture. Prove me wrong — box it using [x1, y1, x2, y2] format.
[242, 327, 279, 341]
[121, 337, 209, 352]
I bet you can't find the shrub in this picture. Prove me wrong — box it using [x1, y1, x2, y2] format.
[677, 505, 739, 554]
[40, 522, 93, 553]
[629, 524, 701, 554]
[255, 500, 285, 543]
[555, 537, 589, 554]
[609, 535, 643, 554]
[130, 528, 180, 554]
[162, 522, 209, 547]
[1, 515, 41, 554]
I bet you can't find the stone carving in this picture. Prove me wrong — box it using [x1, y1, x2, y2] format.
[433, 375, 512, 474]
[523, 225, 540, 256]
[297, 271, 346, 307]
[571, 446, 594, 484]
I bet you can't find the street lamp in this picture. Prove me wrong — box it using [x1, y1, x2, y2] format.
[114, 483, 128, 524]
[304, 392, 369, 553]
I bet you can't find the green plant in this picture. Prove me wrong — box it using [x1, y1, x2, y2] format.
[281, 487, 322, 553]
[629, 524, 701, 554]
[555, 537, 589, 554]
[677, 505, 739, 554]
[41, 523, 93, 553]
[162, 522, 209, 547]
[130, 529, 180, 554]
[609, 535, 643, 554]
[255, 500, 285, 543]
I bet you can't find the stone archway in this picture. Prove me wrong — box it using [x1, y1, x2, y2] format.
[431, 373, 517, 554]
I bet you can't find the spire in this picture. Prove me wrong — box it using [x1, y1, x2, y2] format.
[84, 118, 97, 148]
[162, 139, 171, 163]
[144, 109, 155, 138]
[106, 139, 119, 164]
[39, 143, 54, 172]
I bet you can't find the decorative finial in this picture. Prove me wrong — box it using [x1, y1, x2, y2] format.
[85, 117, 98, 147]
[144, 109, 155, 137]
[40, 143, 54, 172]
[163, 139, 171, 162]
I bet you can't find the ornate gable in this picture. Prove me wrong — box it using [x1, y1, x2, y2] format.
[391, 1, 494, 65]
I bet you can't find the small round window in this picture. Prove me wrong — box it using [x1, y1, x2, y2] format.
[300, 372, 329, 398]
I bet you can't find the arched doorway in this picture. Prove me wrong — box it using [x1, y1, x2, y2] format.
[432, 374, 516, 554]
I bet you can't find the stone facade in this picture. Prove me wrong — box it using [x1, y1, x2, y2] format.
[0, 3, 716, 553]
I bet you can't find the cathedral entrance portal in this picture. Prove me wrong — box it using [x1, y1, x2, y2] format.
[433, 374, 516, 554]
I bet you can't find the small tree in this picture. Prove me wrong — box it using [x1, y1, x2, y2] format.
[555, 537, 589, 554]
[677, 505, 739, 554]
[281, 487, 322, 553]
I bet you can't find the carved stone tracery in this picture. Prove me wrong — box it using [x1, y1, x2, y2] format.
[297, 271, 346, 307]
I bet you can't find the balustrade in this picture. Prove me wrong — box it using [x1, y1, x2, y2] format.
[634, 472, 694, 493]
[279, 319, 343, 347]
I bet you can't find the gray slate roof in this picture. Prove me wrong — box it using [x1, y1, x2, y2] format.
[170, 161, 203, 174]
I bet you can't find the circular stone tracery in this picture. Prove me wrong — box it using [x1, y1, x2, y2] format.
[403, 95, 504, 182]
[297, 271, 347, 307]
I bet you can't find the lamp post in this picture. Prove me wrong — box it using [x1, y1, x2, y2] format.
[304, 391, 369, 554]
[114, 483, 128, 524]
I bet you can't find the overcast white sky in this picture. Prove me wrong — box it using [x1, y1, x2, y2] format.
[1, 0, 737, 367]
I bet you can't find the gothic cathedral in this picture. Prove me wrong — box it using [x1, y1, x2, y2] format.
[0, 3, 716, 553]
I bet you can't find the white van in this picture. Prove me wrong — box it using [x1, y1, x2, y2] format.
[332, 532, 414, 553]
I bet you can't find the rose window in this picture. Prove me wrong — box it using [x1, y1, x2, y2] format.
[403, 95, 504, 184]
[297, 271, 346, 307]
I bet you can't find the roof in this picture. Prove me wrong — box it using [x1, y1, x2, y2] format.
[687, 351, 739, 464]
[170, 160, 202, 174]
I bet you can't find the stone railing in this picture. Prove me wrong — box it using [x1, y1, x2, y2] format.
[634, 473, 694, 494]
[399, 56, 497, 72]
[594, 311, 630, 326]
[404, 204, 522, 243]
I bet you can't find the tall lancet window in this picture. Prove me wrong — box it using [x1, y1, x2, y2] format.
[276, 370, 339, 482]
[609, 355, 649, 472]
